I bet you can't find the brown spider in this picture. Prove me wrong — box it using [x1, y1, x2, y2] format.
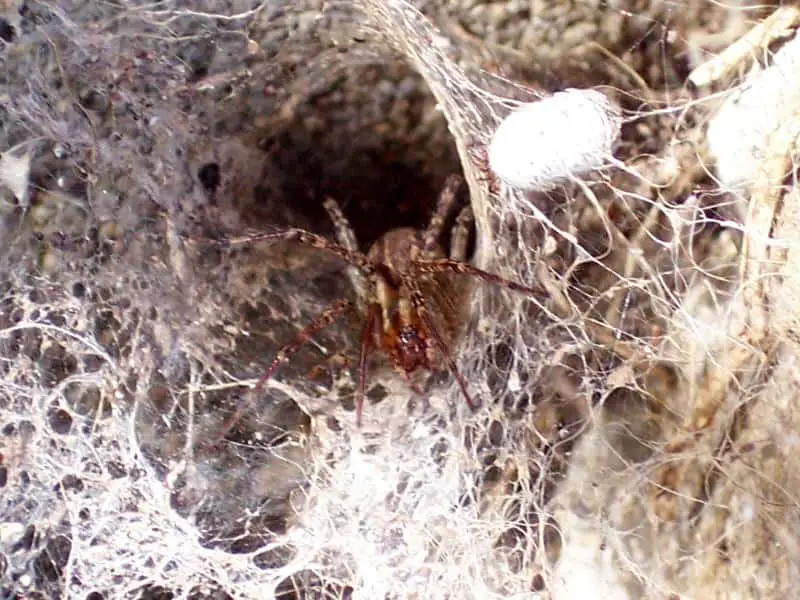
[215, 174, 542, 426]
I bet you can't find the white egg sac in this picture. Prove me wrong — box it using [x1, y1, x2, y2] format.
[487, 88, 622, 191]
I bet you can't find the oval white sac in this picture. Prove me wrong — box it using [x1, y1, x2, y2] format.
[487, 88, 622, 191]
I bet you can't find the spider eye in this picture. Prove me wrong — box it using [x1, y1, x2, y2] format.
[399, 329, 416, 345]
[398, 327, 427, 350]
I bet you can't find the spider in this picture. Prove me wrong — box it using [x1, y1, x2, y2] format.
[214, 174, 543, 426]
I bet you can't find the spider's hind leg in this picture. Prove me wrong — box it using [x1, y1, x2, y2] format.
[201, 227, 375, 278]
[450, 203, 474, 262]
[422, 174, 464, 257]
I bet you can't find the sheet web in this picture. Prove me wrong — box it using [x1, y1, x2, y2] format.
[349, 0, 637, 596]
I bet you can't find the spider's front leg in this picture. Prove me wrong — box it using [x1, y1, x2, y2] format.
[211, 227, 375, 276]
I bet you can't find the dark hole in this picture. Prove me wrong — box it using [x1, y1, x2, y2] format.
[488, 420, 504, 446]
[483, 464, 503, 485]
[72, 282, 86, 298]
[198, 162, 221, 194]
[83, 354, 105, 373]
[188, 586, 233, 600]
[80, 89, 109, 113]
[0, 18, 14, 43]
[0, 465, 6, 487]
[719, 538, 730, 560]
[68, 383, 102, 415]
[107, 460, 127, 479]
[49, 407, 73, 435]
[366, 383, 388, 405]
[11, 525, 35, 552]
[86, 592, 105, 600]
[228, 529, 281, 555]
[531, 573, 545, 591]
[253, 544, 296, 570]
[429, 436, 449, 461]
[59, 474, 84, 492]
[33, 535, 72, 584]
[192, 64, 208, 78]
[340, 391, 355, 413]
[42, 347, 79, 386]
[275, 571, 353, 600]
[135, 584, 174, 600]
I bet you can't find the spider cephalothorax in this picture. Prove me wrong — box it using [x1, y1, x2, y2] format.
[368, 227, 455, 382]
[214, 174, 543, 426]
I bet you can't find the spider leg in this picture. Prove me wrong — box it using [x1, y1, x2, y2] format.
[414, 258, 544, 297]
[214, 298, 355, 443]
[406, 282, 479, 411]
[449, 204, 474, 262]
[356, 302, 382, 425]
[323, 197, 360, 253]
[323, 197, 369, 309]
[398, 368, 425, 395]
[421, 174, 463, 257]
[211, 228, 376, 276]
[467, 142, 500, 195]
[255, 298, 356, 391]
